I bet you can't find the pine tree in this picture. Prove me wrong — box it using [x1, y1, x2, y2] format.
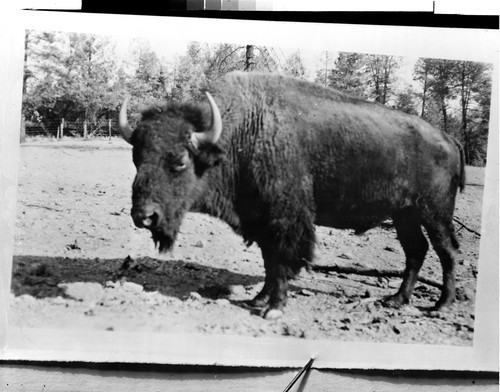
[283, 51, 307, 79]
[172, 42, 209, 101]
[324, 52, 366, 98]
[456, 61, 491, 165]
[413, 58, 432, 118]
[394, 88, 418, 115]
[364, 54, 400, 104]
[426, 59, 460, 134]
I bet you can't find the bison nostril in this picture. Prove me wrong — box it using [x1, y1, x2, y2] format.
[142, 212, 159, 228]
[132, 206, 161, 229]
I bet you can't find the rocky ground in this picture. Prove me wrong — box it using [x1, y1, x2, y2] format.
[8, 138, 484, 345]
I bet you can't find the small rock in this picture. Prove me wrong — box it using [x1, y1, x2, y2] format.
[66, 240, 81, 251]
[194, 240, 206, 248]
[215, 299, 230, 306]
[388, 279, 401, 289]
[338, 252, 353, 260]
[229, 285, 246, 296]
[299, 289, 314, 297]
[18, 294, 36, 304]
[58, 282, 104, 303]
[298, 269, 314, 279]
[121, 281, 144, 293]
[105, 281, 119, 288]
[392, 325, 401, 334]
[189, 292, 202, 301]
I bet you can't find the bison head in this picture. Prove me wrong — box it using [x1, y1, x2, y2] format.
[119, 93, 224, 252]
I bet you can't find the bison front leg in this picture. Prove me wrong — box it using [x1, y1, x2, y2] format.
[249, 245, 291, 320]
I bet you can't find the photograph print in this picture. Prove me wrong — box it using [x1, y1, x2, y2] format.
[3, 12, 498, 369]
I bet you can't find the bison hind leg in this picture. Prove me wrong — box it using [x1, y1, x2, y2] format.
[384, 208, 429, 308]
[422, 218, 459, 311]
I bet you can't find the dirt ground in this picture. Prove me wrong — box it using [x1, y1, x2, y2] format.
[9, 138, 484, 345]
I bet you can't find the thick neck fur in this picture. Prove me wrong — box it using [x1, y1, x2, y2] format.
[190, 161, 242, 234]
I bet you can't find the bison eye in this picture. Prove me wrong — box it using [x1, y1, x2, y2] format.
[172, 162, 188, 172]
[170, 152, 190, 173]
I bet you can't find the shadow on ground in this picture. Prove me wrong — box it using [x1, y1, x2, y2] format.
[11, 255, 268, 301]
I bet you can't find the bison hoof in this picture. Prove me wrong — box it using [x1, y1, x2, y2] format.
[433, 303, 453, 313]
[263, 308, 284, 320]
[247, 296, 270, 309]
[383, 294, 408, 309]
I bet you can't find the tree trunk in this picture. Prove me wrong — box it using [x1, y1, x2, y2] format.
[22, 31, 35, 96]
[374, 76, 381, 103]
[421, 74, 428, 118]
[244, 45, 255, 72]
[21, 31, 31, 143]
[382, 75, 388, 104]
[84, 107, 88, 139]
[417, 59, 431, 118]
[324, 52, 328, 86]
[382, 60, 390, 105]
[440, 97, 448, 134]
[460, 63, 471, 165]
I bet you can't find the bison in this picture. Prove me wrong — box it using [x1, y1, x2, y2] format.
[119, 72, 465, 319]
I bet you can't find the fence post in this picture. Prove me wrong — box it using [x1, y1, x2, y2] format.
[108, 118, 112, 140]
[20, 115, 26, 143]
[57, 126, 60, 139]
[61, 118, 64, 139]
[83, 120, 87, 139]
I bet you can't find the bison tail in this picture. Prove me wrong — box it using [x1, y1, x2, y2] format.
[455, 139, 466, 193]
[451, 230, 460, 250]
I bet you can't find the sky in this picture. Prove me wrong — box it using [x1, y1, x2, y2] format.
[114, 35, 419, 91]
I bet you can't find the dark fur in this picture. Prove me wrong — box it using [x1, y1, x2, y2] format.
[128, 72, 465, 317]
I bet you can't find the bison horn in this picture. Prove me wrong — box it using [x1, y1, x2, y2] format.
[119, 95, 134, 144]
[191, 92, 222, 148]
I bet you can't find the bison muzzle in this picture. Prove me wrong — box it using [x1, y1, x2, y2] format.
[119, 72, 465, 320]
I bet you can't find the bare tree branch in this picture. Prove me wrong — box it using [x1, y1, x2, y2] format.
[453, 217, 481, 237]
[312, 264, 443, 289]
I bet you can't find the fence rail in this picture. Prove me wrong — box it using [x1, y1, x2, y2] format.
[23, 117, 122, 139]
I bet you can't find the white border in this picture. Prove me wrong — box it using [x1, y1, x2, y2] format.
[0, 10, 498, 371]
[2, 328, 493, 370]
